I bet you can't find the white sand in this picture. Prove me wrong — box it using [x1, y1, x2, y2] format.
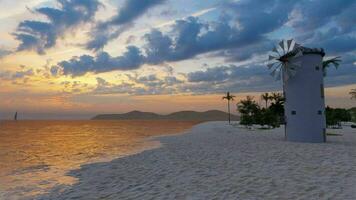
[38, 122, 356, 200]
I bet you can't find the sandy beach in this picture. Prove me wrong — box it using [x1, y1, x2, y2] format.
[38, 121, 356, 200]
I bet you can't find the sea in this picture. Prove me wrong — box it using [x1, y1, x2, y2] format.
[0, 120, 200, 199]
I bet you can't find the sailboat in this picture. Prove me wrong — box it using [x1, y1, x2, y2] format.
[14, 111, 18, 121]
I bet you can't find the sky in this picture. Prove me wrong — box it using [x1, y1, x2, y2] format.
[0, 0, 355, 119]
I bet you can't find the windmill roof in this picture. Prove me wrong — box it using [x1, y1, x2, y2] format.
[283, 46, 325, 59]
[298, 46, 325, 56]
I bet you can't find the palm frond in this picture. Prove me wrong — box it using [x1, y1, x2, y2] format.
[322, 56, 341, 69]
[222, 92, 235, 100]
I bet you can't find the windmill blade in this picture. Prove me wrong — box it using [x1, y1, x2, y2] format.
[294, 43, 301, 50]
[268, 55, 278, 61]
[278, 40, 285, 54]
[275, 67, 282, 80]
[270, 66, 278, 77]
[284, 40, 289, 53]
[270, 63, 282, 77]
[267, 62, 277, 69]
[294, 50, 303, 58]
[291, 40, 296, 51]
[286, 39, 293, 51]
[272, 47, 281, 56]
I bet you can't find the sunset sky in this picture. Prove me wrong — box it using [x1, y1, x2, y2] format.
[0, 0, 355, 119]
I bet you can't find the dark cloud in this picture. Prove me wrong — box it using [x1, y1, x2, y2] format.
[54, 0, 355, 96]
[0, 69, 34, 82]
[184, 60, 356, 95]
[143, 29, 174, 64]
[58, 0, 301, 75]
[12, 69, 34, 79]
[164, 76, 183, 86]
[93, 74, 178, 95]
[88, 56, 356, 96]
[13, 0, 100, 54]
[187, 65, 231, 82]
[293, 0, 356, 56]
[90, 64, 279, 96]
[53, 46, 144, 76]
[291, 0, 356, 32]
[317, 35, 356, 54]
[212, 40, 275, 62]
[105, 0, 166, 26]
[86, 0, 167, 51]
[324, 53, 356, 86]
[186, 64, 279, 93]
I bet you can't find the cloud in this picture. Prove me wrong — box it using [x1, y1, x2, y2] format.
[324, 53, 356, 86]
[292, 0, 356, 55]
[89, 63, 279, 96]
[60, 80, 89, 93]
[0, 49, 12, 58]
[184, 64, 278, 93]
[184, 59, 356, 94]
[86, 0, 167, 51]
[187, 66, 231, 82]
[53, 46, 144, 76]
[13, 0, 100, 54]
[212, 40, 274, 62]
[91, 68, 184, 95]
[291, 0, 356, 33]
[88, 55, 356, 96]
[0, 68, 35, 83]
[57, 0, 300, 75]
[12, 69, 34, 79]
[316, 35, 356, 54]
[54, 0, 356, 89]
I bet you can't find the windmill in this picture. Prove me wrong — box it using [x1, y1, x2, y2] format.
[267, 39, 328, 143]
[267, 39, 302, 81]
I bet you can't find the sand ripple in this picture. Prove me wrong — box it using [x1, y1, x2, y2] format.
[38, 122, 356, 200]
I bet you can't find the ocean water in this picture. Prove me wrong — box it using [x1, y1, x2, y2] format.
[0, 120, 200, 199]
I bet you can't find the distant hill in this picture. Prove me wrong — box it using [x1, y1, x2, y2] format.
[92, 110, 239, 121]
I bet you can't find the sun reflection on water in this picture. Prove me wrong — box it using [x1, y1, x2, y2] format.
[0, 120, 200, 199]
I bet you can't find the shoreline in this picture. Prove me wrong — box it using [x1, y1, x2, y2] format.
[37, 121, 356, 199]
[0, 120, 201, 200]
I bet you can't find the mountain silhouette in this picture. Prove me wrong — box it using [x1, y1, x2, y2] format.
[92, 110, 239, 121]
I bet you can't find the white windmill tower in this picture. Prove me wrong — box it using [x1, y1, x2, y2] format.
[267, 39, 327, 143]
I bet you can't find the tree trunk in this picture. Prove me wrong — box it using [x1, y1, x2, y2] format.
[228, 100, 231, 124]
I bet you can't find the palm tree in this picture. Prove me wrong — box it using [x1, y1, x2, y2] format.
[269, 92, 285, 124]
[322, 56, 341, 76]
[270, 92, 284, 104]
[237, 96, 260, 127]
[222, 92, 235, 124]
[350, 89, 356, 99]
[261, 92, 271, 108]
